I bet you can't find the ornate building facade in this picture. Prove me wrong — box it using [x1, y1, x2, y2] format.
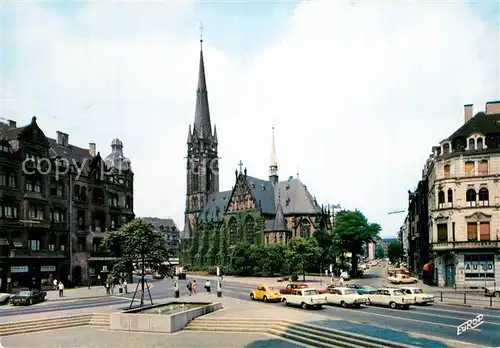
[427, 101, 500, 288]
[0, 117, 134, 290]
[181, 40, 330, 267]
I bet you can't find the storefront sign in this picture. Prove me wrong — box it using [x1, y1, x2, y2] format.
[102, 266, 108, 272]
[88, 257, 117, 261]
[464, 261, 494, 274]
[10, 266, 28, 273]
[41, 266, 56, 272]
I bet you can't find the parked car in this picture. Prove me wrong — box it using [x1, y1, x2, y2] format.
[344, 284, 377, 295]
[400, 287, 435, 305]
[250, 285, 282, 302]
[280, 283, 329, 295]
[340, 271, 351, 280]
[365, 288, 415, 309]
[326, 287, 367, 308]
[281, 288, 327, 310]
[10, 289, 46, 306]
[388, 273, 418, 284]
[485, 286, 500, 297]
[0, 293, 13, 305]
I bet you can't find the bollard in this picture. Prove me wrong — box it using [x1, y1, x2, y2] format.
[464, 292, 467, 304]
[174, 277, 179, 298]
[440, 291, 443, 302]
[490, 296, 493, 307]
[217, 278, 222, 298]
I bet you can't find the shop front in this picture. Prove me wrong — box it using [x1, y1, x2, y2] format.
[7, 259, 67, 288]
[87, 255, 117, 286]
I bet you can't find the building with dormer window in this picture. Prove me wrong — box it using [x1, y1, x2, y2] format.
[425, 101, 500, 288]
[181, 39, 330, 268]
[0, 117, 134, 290]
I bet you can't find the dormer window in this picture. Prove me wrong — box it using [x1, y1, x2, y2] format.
[468, 138, 475, 150]
[442, 143, 450, 155]
[477, 138, 483, 150]
[467, 134, 486, 151]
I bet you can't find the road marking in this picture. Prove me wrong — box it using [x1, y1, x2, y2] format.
[419, 305, 500, 320]
[324, 306, 482, 332]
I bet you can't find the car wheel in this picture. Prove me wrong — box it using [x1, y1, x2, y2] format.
[263, 296, 268, 302]
[301, 302, 308, 310]
[389, 301, 397, 309]
[494, 291, 500, 298]
[413, 280, 417, 284]
[365, 298, 371, 305]
[355, 303, 361, 309]
[341, 301, 348, 308]
[29, 299, 33, 306]
[250, 293, 255, 300]
[283, 299, 288, 306]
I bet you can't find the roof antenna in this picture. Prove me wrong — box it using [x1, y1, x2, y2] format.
[199, 21, 204, 47]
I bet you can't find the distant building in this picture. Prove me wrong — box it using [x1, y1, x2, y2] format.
[140, 217, 180, 256]
[368, 242, 375, 260]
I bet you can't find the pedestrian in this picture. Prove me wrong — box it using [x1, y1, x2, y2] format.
[187, 280, 192, 296]
[192, 280, 197, 295]
[53, 279, 58, 290]
[123, 280, 128, 294]
[205, 280, 211, 294]
[105, 282, 110, 295]
[58, 282, 64, 297]
[111, 282, 115, 295]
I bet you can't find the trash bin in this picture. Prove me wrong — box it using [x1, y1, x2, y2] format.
[119, 288, 123, 293]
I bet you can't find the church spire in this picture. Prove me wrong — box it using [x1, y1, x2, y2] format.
[269, 127, 278, 185]
[193, 23, 212, 139]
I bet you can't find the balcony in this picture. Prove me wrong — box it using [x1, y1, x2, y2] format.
[10, 249, 67, 258]
[431, 240, 500, 251]
[87, 251, 117, 262]
[89, 226, 106, 238]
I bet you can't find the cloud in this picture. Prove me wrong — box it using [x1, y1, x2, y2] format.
[1, 1, 498, 236]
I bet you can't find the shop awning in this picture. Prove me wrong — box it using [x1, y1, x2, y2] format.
[0, 238, 9, 246]
[423, 263, 434, 271]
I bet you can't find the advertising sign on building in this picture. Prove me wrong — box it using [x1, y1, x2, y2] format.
[41, 266, 56, 272]
[10, 266, 28, 273]
[464, 261, 494, 274]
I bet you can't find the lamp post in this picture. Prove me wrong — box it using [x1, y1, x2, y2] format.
[217, 266, 222, 298]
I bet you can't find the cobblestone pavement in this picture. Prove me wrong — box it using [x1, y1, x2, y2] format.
[0, 327, 305, 348]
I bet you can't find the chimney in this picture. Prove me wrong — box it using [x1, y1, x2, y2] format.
[485, 101, 500, 115]
[8, 120, 16, 128]
[56, 131, 69, 147]
[89, 143, 96, 157]
[464, 104, 473, 123]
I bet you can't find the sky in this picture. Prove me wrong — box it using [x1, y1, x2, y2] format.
[0, 0, 499, 238]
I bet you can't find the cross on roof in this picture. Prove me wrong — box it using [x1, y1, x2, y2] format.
[199, 21, 204, 42]
[238, 160, 243, 173]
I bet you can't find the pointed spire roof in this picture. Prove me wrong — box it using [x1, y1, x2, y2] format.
[269, 201, 288, 231]
[213, 125, 218, 143]
[193, 39, 212, 139]
[187, 124, 192, 143]
[271, 127, 277, 167]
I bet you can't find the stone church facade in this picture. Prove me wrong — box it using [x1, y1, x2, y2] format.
[181, 39, 330, 267]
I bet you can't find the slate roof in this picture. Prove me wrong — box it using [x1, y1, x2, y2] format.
[198, 190, 232, 223]
[275, 178, 323, 215]
[447, 112, 500, 141]
[266, 202, 288, 231]
[244, 176, 276, 215]
[141, 217, 179, 232]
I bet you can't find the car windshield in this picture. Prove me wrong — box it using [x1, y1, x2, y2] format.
[413, 289, 423, 294]
[393, 290, 405, 295]
[362, 286, 375, 289]
[18, 291, 31, 296]
[266, 286, 276, 290]
[303, 290, 319, 296]
[343, 289, 357, 295]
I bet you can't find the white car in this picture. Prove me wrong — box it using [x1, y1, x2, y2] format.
[326, 287, 367, 308]
[365, 288, 415, 309]
[485, 287, 500, 298]
[282, 288, 327, 310]
[400, 287, 435, 305]
[0, 293, 12, 305]
[340, 271, 350, 280]
[388, 273, 418, 284]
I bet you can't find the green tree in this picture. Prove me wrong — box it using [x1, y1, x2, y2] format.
[285, 237, 321, 281]
[375, 245, 385, 259]
[230, 242, 254, 276]
[208, 227, 220, 265]
[258, 244, 287, 276]
[102, 219, 171, 307]
[332, 210, 381, 277]
[313, 228, 338, 271]
[387, 241, 404, 267]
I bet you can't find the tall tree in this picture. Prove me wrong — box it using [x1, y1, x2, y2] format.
[332, 210, 381, 277]
[375, 244, 386, 259]
[285, 237, 321, 281]
[102, 219, 171, 307]
[313, 228, 337, 270]
[387, 241, 405, 267]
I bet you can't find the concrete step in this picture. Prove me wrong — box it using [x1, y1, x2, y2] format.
[0, 314, 92, 328]
[269, 328, 344, 348]
[0, 317, 91, 330]
[0, 319, 91, 337]
[185, 327, 266, 333]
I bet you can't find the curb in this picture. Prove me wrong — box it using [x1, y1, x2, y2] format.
[436, 302, 500, 311]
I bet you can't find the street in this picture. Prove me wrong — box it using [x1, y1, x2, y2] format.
[1, 268, 499, 347]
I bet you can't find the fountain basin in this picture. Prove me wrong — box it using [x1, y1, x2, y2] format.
[110, 301, 222, 333]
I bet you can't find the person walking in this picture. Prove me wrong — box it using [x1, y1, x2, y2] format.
[123, 280, 128, 294]
[53, 279, 58, 290]
[105, 282, 110, 295]
[187, 280, 192, 296]
[58, 282, 64, 297]
[192, 280, 197, 295]
[204, 280, 211, 294]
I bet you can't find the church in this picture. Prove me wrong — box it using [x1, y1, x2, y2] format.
[182, 38, 330, 258]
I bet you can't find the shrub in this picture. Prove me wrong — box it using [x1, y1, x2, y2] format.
[282, 276, 290, 281]
[291, 274, 298, 281]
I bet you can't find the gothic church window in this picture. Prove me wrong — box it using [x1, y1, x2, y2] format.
[244, 216, 255, 243]
[300, 220, 310, 238]
[228, 218, 237, 245]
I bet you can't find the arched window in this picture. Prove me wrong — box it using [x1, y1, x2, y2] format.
[438, 191, 445, 204]
[73, 185, 80, 199]
[244, 216, 255, 244]
[479, 188, 489, 205]
[228, 218, 237, 245]
[444, 165, 450, 178]
[466, 189, 476, 206]
[465, 161, 475, 176]
[468, 138, 475, 150]
[300, 220, 310, 238]
[443, 143, 450, 155]
[81, 187, 87, 201]
[477, 138, 483, 150]
[447, 189, 453, 205]
[479, 160, 488, 175]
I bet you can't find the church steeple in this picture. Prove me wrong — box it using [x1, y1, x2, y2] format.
[269, 127, 279, 185]
[193, 36, 212, 139]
